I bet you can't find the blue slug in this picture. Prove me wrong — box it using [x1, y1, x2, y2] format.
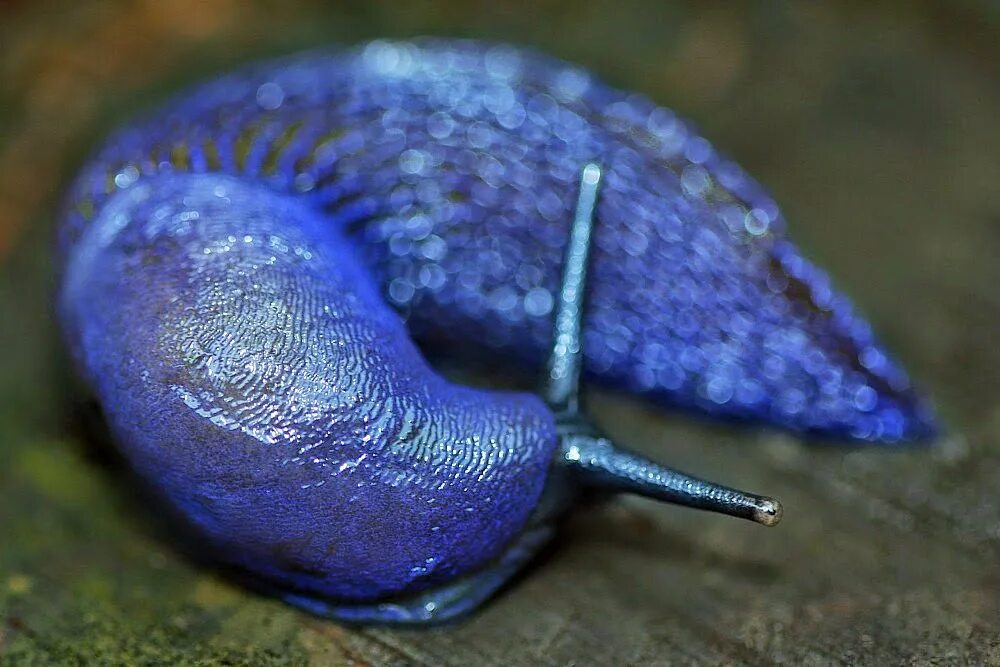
[57, 40, 934, 623]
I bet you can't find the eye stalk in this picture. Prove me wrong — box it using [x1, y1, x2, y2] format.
[543, 163, 783, 527]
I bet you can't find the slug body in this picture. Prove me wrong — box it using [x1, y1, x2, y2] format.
[61, 172, 557, 611]
[58, 40, 933, 622]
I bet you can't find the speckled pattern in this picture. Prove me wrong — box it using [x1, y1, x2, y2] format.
[59, 173, 557, 603]
[58, 39, 935, 443]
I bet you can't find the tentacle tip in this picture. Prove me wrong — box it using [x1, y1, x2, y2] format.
[753, 498, 783, 527]
[581, 162, 602, 185]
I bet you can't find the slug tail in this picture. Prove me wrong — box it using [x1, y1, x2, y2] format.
[757, 238, 939, 443]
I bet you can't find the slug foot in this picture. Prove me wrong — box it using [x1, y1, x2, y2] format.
[273, 522, 554, 625]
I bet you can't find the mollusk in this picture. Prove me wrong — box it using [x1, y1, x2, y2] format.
[57, 40, 934, 623]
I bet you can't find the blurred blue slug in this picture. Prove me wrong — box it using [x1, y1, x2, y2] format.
[57, 40, 935, 623]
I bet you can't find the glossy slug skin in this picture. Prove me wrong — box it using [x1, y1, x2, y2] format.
[59, 39, 935, 443]
[60, 173, 557, 603]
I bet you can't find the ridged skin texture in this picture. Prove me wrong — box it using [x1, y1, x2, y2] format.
[60, 174, 557, 601]
[59, 39, 935, 443]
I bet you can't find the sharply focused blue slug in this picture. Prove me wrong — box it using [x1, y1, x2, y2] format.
[57, 39, 935, 623]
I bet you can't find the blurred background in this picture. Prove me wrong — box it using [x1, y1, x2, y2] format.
[0, 1, 997, 664]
